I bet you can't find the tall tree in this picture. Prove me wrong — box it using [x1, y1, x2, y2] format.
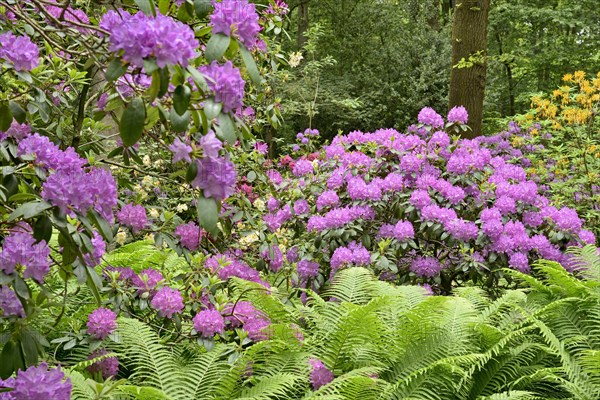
[448, 0, 491, 137]
[297, 0, 310, 48]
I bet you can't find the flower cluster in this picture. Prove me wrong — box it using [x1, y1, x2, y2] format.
[151, 287, 184, 318]
[0, 223, 50, 283]
[223, 301, 271, 341]
[175, 222, 203, 251]
[117, 203, 147, 233]
[205, 254, 267, 286]
[200, 61, 245, 113]
[132, 269, 164, 295]
[16, 133, 117, 221]
[192, 155, 237, 201]
[237, 106, 594, 290]
[0, 32, 39, 71]
[0, 285, 25, 318]
[0, 363, 71, 400]
[210, 0, 261, 48]
[100, 10, 198, 68]
[87, 307, 117, 340]
[87, 349, 119, 380]
[193, 309, 224, 337]
[309, 358, 334, 390]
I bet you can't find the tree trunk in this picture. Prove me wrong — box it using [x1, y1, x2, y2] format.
[297, 0, 309, 49]
[448, 0, 491, 137]
[495, 33, 515, 116]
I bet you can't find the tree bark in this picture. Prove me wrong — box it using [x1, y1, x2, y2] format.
[448, 0, 491, 137]
[297, 0, 309, 49]
[495, 33, 515, 116]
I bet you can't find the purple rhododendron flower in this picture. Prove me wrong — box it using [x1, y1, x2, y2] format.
[410, 256, 444, 278]
[0, 32, 39, 71]
[0, 223, 50, 283]
[117, 203, 147, 233]
[193, 309, 225, 337]
[132, 269, 164, 295]
[100, 10, 198, 68]
[175, 222, 203, 250]
[210, 0, 261, 47]
[192, 155, 237, 200]
[0, 285, 25, 318]
[309, 358, 334, 390]
[418, 107, 444, 128]
[87, 307, 117, 340]
[292, 159, 314, 177]
[200, 131, 223, 158]
[151, 287, 184, 318]
[169, 137, 193, 163]
[447, 106, 469, 124]
[199, 61, 245, 113]
[87, 349, 119, 380]
[6, 363, 71, 400]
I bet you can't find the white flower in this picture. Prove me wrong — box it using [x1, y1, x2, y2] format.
[143, 155, 151, 166]
[142, 176, 153, 188]
[149, 208, 160, 218]
[115, 230, 127, 245]
[254, 199, 265, 211]
[289, 52, 304, 68]
[240, 232, 259, 245]
[176, 203, 188, 212]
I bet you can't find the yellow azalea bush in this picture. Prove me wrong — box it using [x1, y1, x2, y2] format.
[512, 71, 600, 235]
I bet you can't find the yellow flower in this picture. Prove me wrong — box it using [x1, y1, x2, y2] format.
[563, 73, 573, 82]
[574, 70, 586, 81]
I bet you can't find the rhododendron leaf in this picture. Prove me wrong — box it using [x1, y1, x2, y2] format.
[88, 210, 114, 243]
[0, 102, 12, 131]
[33, 215, 52, 244]
[134, 0, 156, 16]
[147, 70, 161, 102]
[20, 331, 40, 366]
[0, 340, 25, 379]
[204, 99, 222, 120]
[8, 201, 52, 221]
[187, 66, 208, 92]
[174, 85, 192, 115]
[158, 68, 170, 98]
[186, 162, 198, 182]
[8, 101, 26, 123]
[158, 0, 170, 14]
[215, 113, 236, 145]
[105, 58, 127, 82]
[143, 59, 159, 75]
[197, 196, 218, 236]
[194, 0, 212, 18]
[239, 44, 262, 86]
[86, 267, 103, 305]
[170, 108, 190, 132]
[247, 171, 257, 182]
[206, 33, 230, 61]
[119, 97, 146, 147]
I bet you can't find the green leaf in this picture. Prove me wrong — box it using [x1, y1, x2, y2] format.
[134, 0, 156, 16]
[205, 33, 230, 61]
[247, 171, 257, 182]
[158, 0, 170, 14]
[0, 341, 24, 379]
[8, 201, 52, 221]
[88, 210, 114, 243]
[173, 85, 191, 115]
[33, 215, 53, 243]
[197, 196, 219, 236]
[119, 97, 146, 147]
[204, 98, 222, 120]
[239, 44, 262, 86]
[146, 70, 161, 102]
[170, 108, 190, 132]
[0, 102, 13, 131]
[186, 162, 198, 182]
[8, 101, 26, 123]
[194, 0, 212, 18]
[86, 267, 103, 305]
[158, 67, 170, 98]
[20, 331, 39, 366]
[105, 58, 128, 82]
[215, 113, 236, 145]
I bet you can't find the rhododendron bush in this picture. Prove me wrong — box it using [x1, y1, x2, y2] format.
[0, 1, 597, 398]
